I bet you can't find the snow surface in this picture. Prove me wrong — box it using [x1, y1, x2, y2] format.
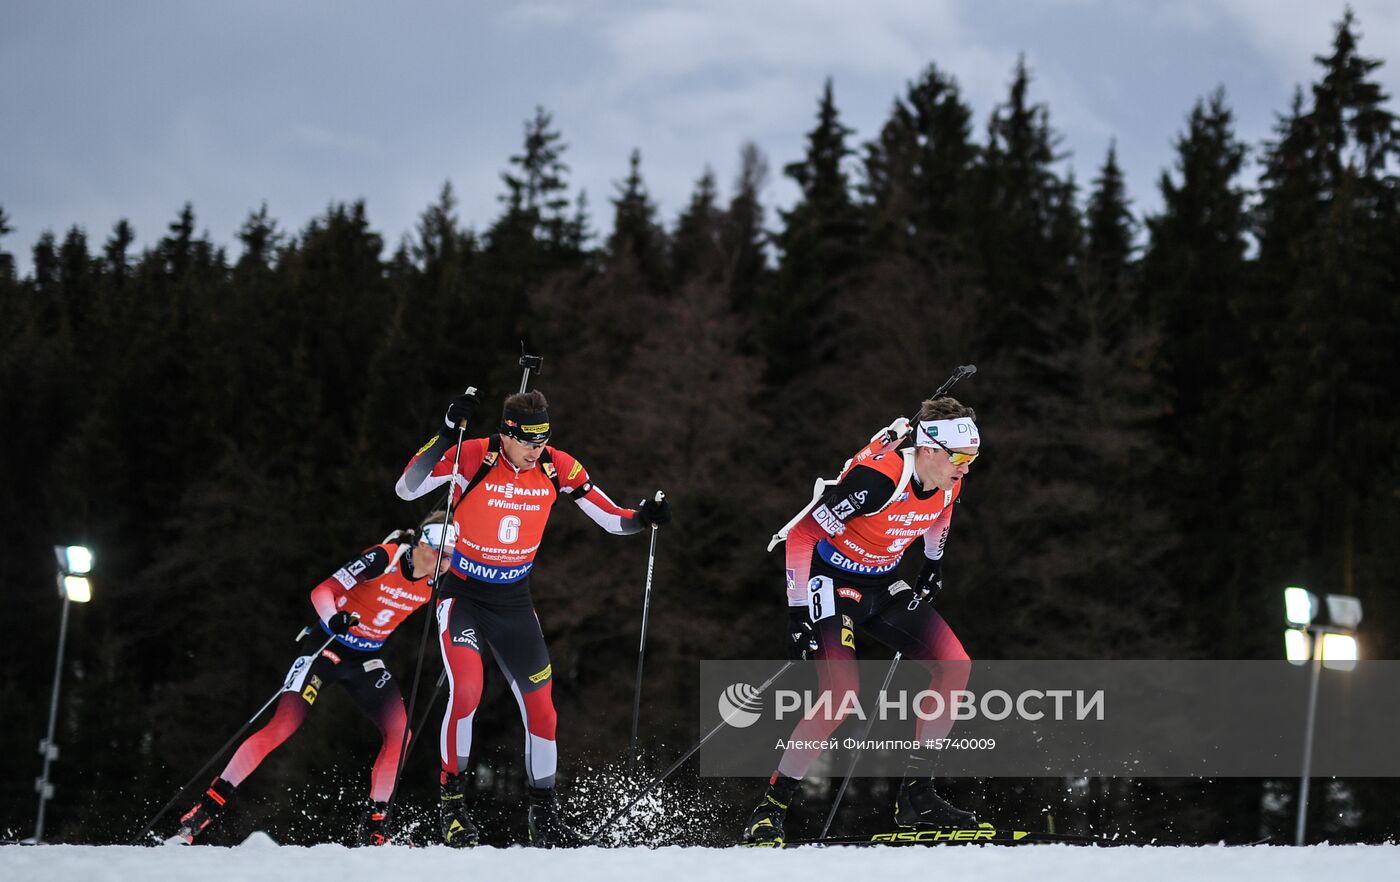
[2, 842, 1397, 882]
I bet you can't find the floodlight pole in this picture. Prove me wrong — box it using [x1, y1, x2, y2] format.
[33, 578, 73, 844]
[1293, 635, 1323, 847]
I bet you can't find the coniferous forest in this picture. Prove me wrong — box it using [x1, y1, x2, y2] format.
[3, 11, 1398, 846]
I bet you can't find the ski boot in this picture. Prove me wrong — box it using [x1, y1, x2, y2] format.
[894, 777, 976, 827]
[740, 773, 800, 847]
[440, 772, 480, 847]
[175, 776, 236, 844]
[526, 786, 581, 848]
[357, 801, 390, 846]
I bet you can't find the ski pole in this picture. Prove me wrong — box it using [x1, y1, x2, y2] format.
[585, 660, 795, 845]
[133, 631, 340, 843]
[628, 490, 665, 774]
[384, 386, 476, 826]
[818, 652, 903, 839]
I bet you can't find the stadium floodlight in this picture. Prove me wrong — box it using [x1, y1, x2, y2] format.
[62, 576, 92, 604]
[1319, 633, 1358, 671]
[1283, 585, 1362, 846]
[31, 544, 96, 843]
[1283, 586, 1317, 628]
[56, 545, 94, 576]
[1284, 628, 1311, 664]
[1325, 595, 1363, 631]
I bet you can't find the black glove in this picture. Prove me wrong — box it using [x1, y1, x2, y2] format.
[443, 391, 479, 429]
[327, 611, 360, 636]
[914, 558, 943, 600]
[787, 605, 818, 660]
[635, 494, 671, 527]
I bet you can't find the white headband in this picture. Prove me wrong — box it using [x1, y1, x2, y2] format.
[419, 522, 459, 549]
[916, 417, 980, 449]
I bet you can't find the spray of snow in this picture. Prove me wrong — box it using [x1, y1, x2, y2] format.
[565, 762, 730, 846]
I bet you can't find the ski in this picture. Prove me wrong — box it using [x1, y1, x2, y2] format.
[789, 822, 1133, 847]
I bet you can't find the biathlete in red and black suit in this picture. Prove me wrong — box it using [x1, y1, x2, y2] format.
[175, 514, 453, 846]
[742, 396, 983, 847]
[396, 388, 670, 848]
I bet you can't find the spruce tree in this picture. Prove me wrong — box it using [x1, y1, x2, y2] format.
[482, 107, 587, 387]
[1143, 89, 1249, 420]
[672, 166, 722, 285]
[493, 106, 579, 262]
[57, 226, 98, 330]
[764, 78, 863, 383]
[1084, 142, 1135, 299]
[1250, 9, 1398, 611]
[606, 148, 669, 290]
[720, 142, 771, 316]
[103, 219, 137, 289]
[0, 205, 15, 281]
[973, 56, 1074, 355]
[1141, 90, 1251, 654]
[413, 181, 474, 291]
[31, 231, 59, 303]
[861, 63, 977, 261]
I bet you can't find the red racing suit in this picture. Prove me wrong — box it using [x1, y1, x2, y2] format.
[396, 434, 645, 580]
[219, 539, 432, 804]
[786, 437, 959, 605]
[309, 542, 435, 650]
[777, 438, 970, 781]
[395, 431, 645, 788]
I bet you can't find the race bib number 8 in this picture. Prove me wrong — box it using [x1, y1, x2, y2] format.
[808, 576, 836, 622]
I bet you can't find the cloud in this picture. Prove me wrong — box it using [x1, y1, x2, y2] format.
[1215, 0, 1400, 91]
[7, 0, 1397, 278]
[599, 0, 964, 79]
[530, 0, 1020, 214]
[499, 2, 580, 29]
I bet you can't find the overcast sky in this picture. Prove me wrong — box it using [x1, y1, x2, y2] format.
[3, 1, 1397, 276]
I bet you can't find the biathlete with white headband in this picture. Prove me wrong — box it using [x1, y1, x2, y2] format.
[396, 388, 670, 848]
[174, 513, 454, 846]
[742, 396, 982, 846]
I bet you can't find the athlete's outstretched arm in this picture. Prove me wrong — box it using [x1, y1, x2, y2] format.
[552, 449, 644, 536]
[396, 433, 480, 500]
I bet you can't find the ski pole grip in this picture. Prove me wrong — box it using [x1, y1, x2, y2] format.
[455, 386, 478, 430]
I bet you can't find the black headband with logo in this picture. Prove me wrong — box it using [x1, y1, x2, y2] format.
[501, 407, 551, 444]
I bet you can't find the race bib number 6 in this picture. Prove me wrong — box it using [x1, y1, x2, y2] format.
[498, 515, 521, 544]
